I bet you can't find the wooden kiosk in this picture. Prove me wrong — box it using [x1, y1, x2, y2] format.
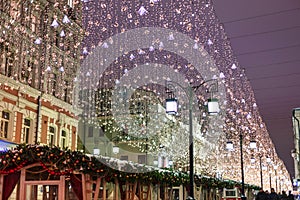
[0, 145, 258, 200]
[0, 145, 188, 200]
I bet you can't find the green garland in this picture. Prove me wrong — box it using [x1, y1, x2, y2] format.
[0, 144, 260, 190]
[0, 144, 188, 186]
[195, 175, 260, 190]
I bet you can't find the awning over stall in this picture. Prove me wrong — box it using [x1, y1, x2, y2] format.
[0, 139, 17, 152]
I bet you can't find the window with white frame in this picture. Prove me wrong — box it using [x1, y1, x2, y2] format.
[120, 155, 128, 161]
[0, 111, 10, 138]
[138, 155, 146, 164]
[22, 118, 31, 143]
[88, 126, 93, 137]
[68, 0, 73, 8]
[61, 130, 67, 148]
[0, 43, 13, 77]
[48, 126, 55, 147]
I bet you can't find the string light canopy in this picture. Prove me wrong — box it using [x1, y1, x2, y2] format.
[76, 0, 292, 189]
[0, 0, 292, 191]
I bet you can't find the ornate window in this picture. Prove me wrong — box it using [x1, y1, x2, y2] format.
[48, 126, 56, 147]
[99, 126, 105, 137]
[120, 155, 128, 161]
[22, 118, 31, 143]
[88, 126, 93, 137]
[20, 59, 33, 85]
[52, 74, 57, 96]
[68, 0, 73, 8]
[96, 88, 112, 116]
[0, 43, 13, 77]
[60, 130, 67, 148]
[31, 14, 37, 32]
[63, 80, 70, 103]
[0, 1, 10, 12]
[0, 111, 10, 138]
[138, 155, 146, 164]
[0, 43, 4, 73]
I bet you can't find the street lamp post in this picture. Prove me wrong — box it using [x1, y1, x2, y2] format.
[259, 155, 263, 189]
[239, 133, 246, 200]
[227, 132, 257, 200]
[266, 157, 272, 191]
[93, 137, 120, 157]
[274, 165, 278, 192]
[269, 169, 272, 191]
[165, 79, 219, 199]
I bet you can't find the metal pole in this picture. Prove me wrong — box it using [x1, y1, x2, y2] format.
[83, 122, 86, 153]
[275, 169, 278, 192]
[189, 6, 195, 198]
[165, 80, 218, 200]
[260, 155, 263, 189]
[240, 133, 246, 200]
[188, 87, 194, 199]
[279, 179, 281, 193]
[145, 100, 148, 165]
[269, 170, 272, 191]
[35, 95, 42, 144]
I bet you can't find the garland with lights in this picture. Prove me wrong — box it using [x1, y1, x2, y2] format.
[0, 144, 259, 189]
[0, 144, 188, 186]
[194, 175, 260, 190]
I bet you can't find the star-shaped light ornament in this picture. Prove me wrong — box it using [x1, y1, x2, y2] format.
[51, 19, 59, 28]
[231, 63, 237, 69]
[207, 39, 213, 45]
[138, 6, 148, 16]
[59, 66, 64, 72]
[193, 43, 199, 49]
[82, 47, 88, 55]
[219, 72, 225, 79]
[34, 38, 41, 44]
[150, 0, 159, 3]
[102, 42, 109, 48]
[168, 33, 175, 40]
[62, 15, 71, 23]
[149, 46, 155, 51]
[60, 30, 65, 37]
[130, 54, 135, 60]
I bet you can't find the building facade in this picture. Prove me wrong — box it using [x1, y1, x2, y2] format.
[0, 0, 83, 150]
[292, 108, 300, 190]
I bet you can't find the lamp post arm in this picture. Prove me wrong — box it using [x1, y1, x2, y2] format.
[166, 79, 218, 97]
[192, 79, 218, 94]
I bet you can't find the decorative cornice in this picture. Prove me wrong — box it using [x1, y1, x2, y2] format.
[0, 75, 82, 116]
